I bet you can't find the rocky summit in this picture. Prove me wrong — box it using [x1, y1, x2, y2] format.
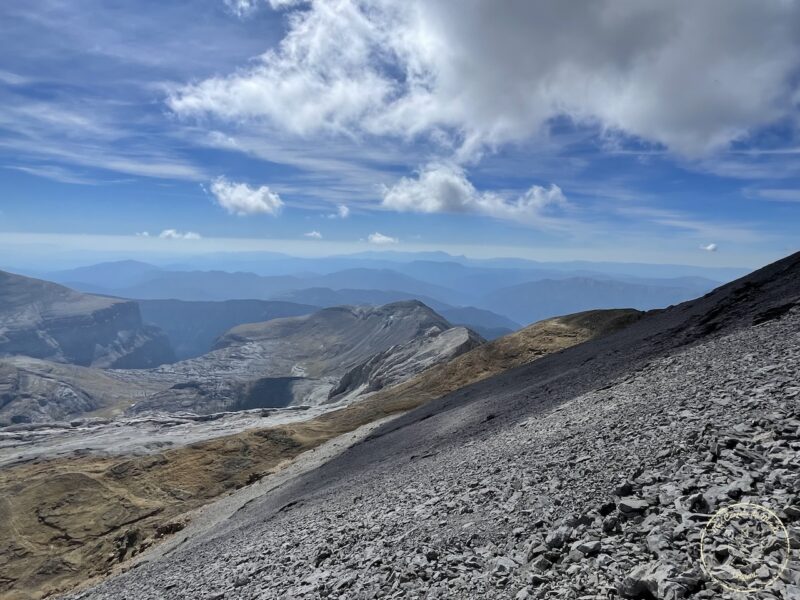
[60, 257, 800, 599]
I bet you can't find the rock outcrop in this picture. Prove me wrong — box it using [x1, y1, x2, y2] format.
[0, 270, 174, 368]
[328, 326, 485, 402]
[0, 356, 166, 426]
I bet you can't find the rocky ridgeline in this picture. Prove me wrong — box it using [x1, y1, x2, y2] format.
[66, 310, 799, 598]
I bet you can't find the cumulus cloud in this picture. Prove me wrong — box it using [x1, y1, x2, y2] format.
[304, 230, 322, 239]
[326, 204, 350, 219]
[135, 231, 150, 237]
[171, 1, 800, 157]
[159, 229, 201, 240]
[700, 243, 718, 252]
[368, 232, 398, 245]
[209, 176, 283, 216]
[382, 163, 567, 225]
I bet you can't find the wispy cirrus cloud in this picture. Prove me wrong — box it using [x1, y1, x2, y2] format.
[745, 188, 800, 203]
[4, 164, 113, 186]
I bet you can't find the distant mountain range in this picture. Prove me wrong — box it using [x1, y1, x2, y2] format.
[43, 257, 726, 327]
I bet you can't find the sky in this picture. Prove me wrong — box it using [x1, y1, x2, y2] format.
[1, 0, 799, 269]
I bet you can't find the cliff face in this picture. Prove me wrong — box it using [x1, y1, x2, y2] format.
[328, 326, 485, 402]
[129, 301, 479, 415]
[0, 270, 174, 368]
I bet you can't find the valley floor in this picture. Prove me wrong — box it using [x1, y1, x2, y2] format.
[63, 310, 800, 599]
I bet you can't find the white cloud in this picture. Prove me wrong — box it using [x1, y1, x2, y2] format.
[159, 229, 202, 240]
[135, 231, 150, 237]
[326, 203, 351, 218]
[209, 176, 284, 216]
[700, 243, 718, 252]
[224, 0, 259, 18]
[4, 164, 105, 186]
[0, 70, 31, 86]
[382, 163, 567, 226]
[304, 230, 322, 239]
[170, 1, 800, 157]
[748, 188, 800, 203]
[368, 232, 398, 245]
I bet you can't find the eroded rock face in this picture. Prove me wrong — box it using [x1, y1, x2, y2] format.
[0, 356, 169, 426]
[0, 270, 174, 368]
[129, 301, 481, 415]
[328, 326, 485, 402]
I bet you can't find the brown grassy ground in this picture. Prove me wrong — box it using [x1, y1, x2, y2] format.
[0, 309, 640, 600]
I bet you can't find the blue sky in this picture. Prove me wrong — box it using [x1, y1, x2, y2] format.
[1, 0, 799, 269]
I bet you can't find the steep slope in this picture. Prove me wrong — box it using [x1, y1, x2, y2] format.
[129, 301, 469, 414]
[137, 299, 318, 360]
[481, 276, 710, 325]
[0, 306, 627, 600]
[338, 308, 641, 412]
[65, 252, 800, 600]
[0, 271, 174, 368]
[328, 326, 485, 402]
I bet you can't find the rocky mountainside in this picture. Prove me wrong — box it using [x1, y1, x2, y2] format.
[328, 327, 484, 403]
[0, 305, 627, 600]
[0, 270, 174, 368]
[0, 356, 166, 426]
[0, 301, 476, 424]
[129, 301, 475, 415]
[329, 308, 641, 413]
[64, 252, 800, 600]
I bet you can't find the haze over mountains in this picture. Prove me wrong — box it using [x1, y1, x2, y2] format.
[36, 251, 729, 330]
